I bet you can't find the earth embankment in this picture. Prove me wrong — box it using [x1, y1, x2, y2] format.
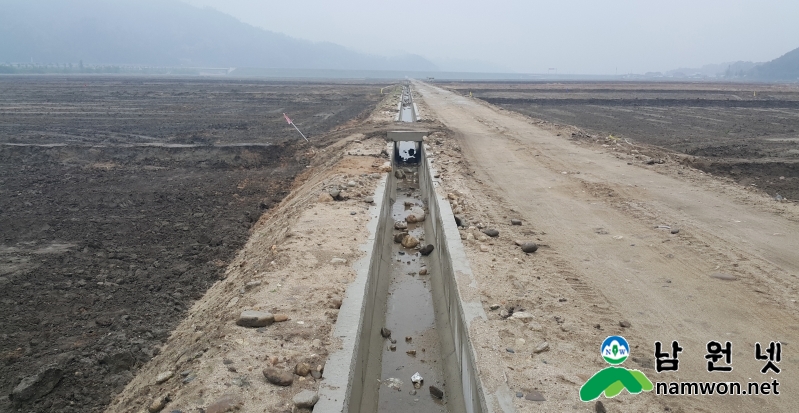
[0, 77, 387, 413]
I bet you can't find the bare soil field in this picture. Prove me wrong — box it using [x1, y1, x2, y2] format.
[439, 81, 799, 199]
[0, 76, 386, 412]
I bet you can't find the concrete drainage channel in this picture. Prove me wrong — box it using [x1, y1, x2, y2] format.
[318, 84, 489, 412]
[395, 84, 419, 122]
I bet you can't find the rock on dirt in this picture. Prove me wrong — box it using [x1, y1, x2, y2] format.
[263, 368, 294, 386]
[511, 311, 534, 322]
[381, 327, 392, 338]
[205, 394, 243, 413]
[406, 207, 426, 223]
[521, 242, 539, 253]
[147, 395, 169, 412]
[482, 228, 500, 237]
[406, 213, 423, 223]
[525, 390, 546, 401]
[292, 390, 319, 409]
[236, 310, 275, 327]
[394, 220, 408, 230]
[394, 232, 409, 243]
[619, 320, 632, 328]
[402, 234, 420, 248]
[295, 362, 311, 377]
[10, 363, 64, 403]
[534, 341, 550, 353]
[419, 244, 435, 256]
[711, 272, 737, 281]
[395, 169, 406, 179]
[429, 385, 444, 399]
[155, 371, 174, 384]
[511, 219, 522, 225]
[318, 192, 334, 202]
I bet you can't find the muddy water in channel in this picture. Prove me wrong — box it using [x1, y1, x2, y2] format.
[377, 168, 447, 412]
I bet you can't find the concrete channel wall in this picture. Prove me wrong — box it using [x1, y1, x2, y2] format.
[346, 160, 397, 412]
[316, 161, 395, 413]
[395, 99, 402, 122]
[419, 146, 489, 413]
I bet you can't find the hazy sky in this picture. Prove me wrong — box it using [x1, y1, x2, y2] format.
[181, 0, 799, 74]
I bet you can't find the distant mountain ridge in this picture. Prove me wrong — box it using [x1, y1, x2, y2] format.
[659, 45, 799, 82]
[665, 61, 761, 78]
[748, 46, 799, 81]
[0, 0, 437, 71]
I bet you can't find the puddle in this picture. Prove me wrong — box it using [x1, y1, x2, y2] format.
[377, 167, 447, 412]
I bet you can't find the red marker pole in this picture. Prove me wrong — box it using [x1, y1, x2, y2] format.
[283, 113, 309, 142]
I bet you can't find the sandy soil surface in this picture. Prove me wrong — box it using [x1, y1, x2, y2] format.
[413, 81, 799, 412]
[438, 81, 799, 200]
[0, 77, 389, 413]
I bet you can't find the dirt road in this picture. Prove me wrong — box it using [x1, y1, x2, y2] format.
[414, 81, 799, 412]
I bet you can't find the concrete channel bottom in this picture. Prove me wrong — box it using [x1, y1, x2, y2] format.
[377, 165, 447, 412]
